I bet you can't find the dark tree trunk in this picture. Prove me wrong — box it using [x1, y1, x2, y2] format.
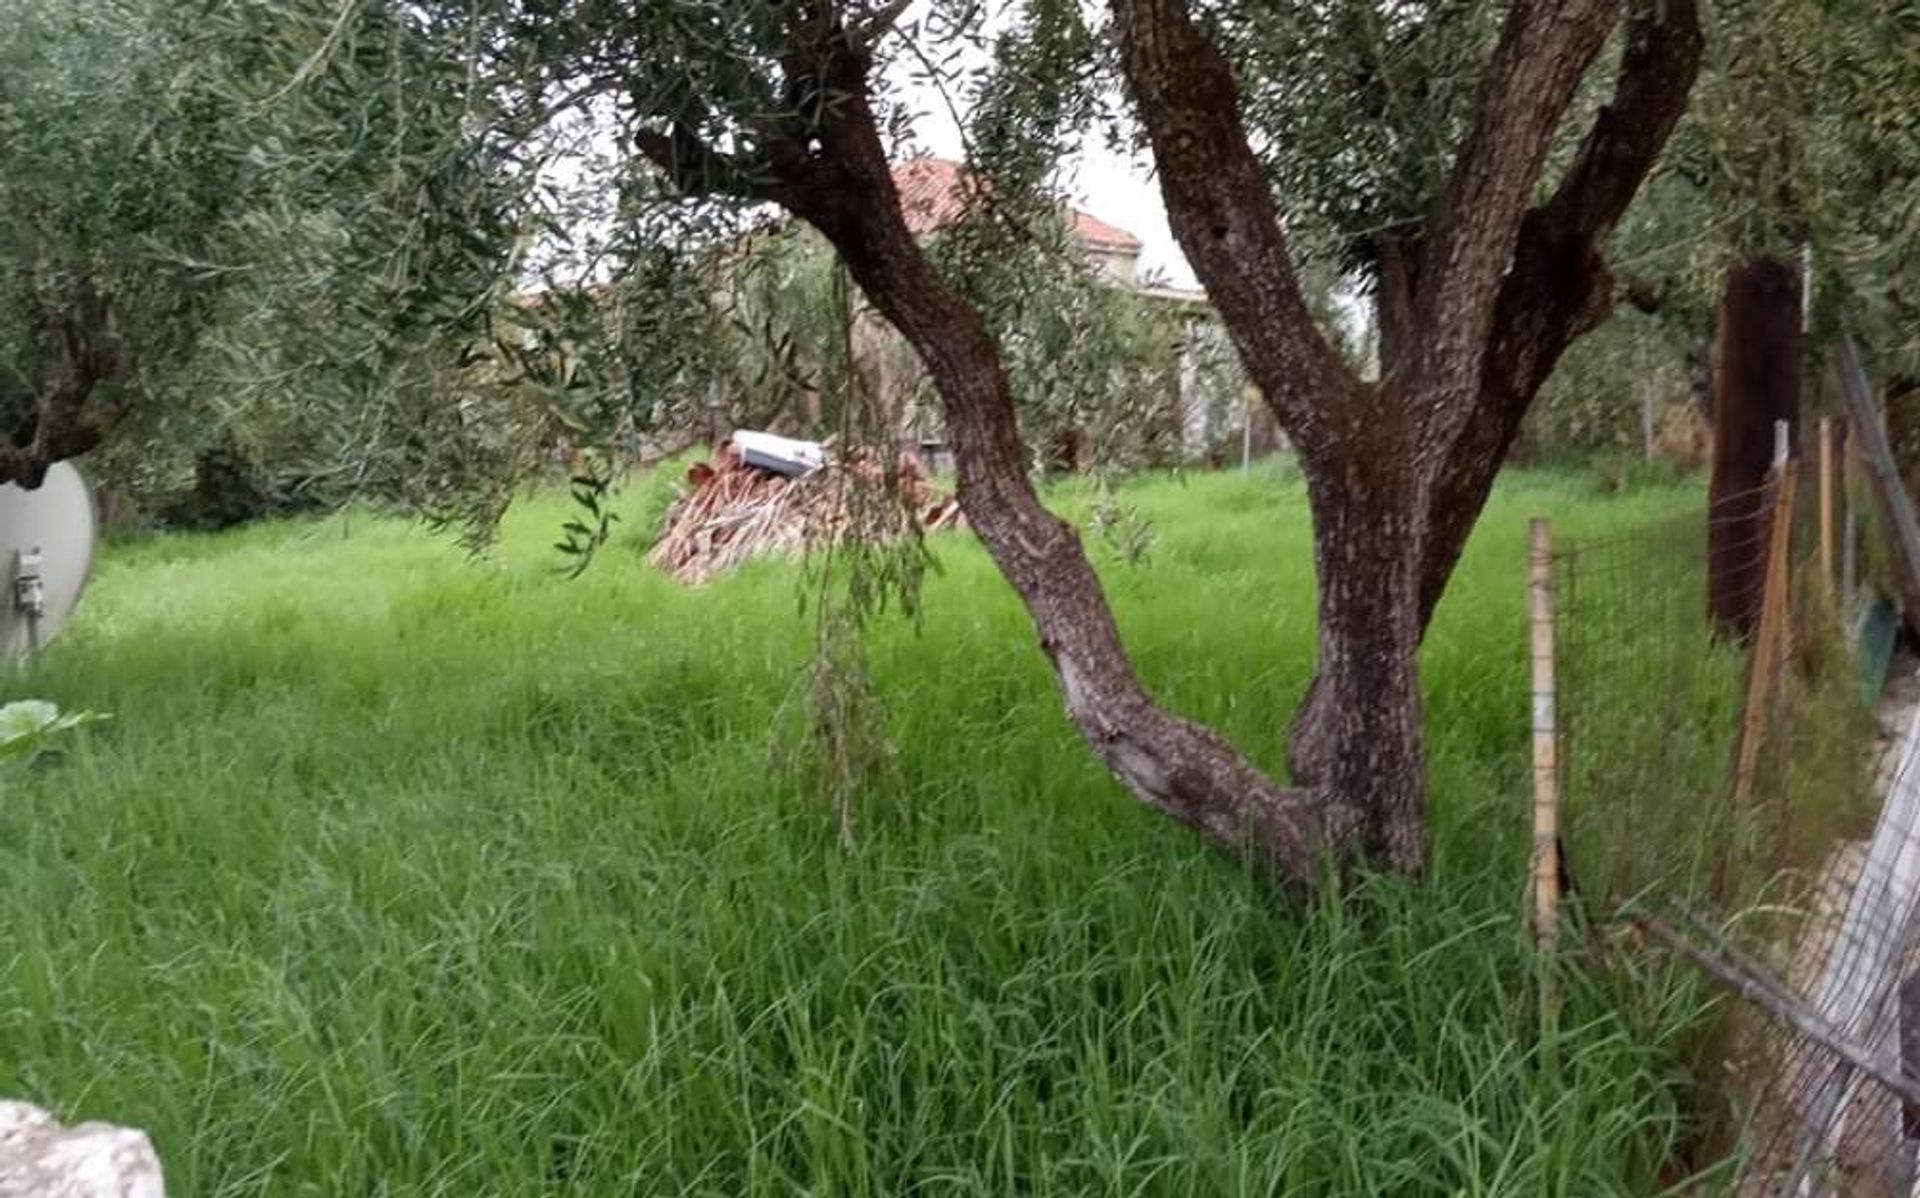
[1708, 255, 1802, 639]
[1287, 436, 1426, 872]
[638, 18, 1348, 884]
[1374, 235, 1422, 376]
[1113, 0, 1697, 875]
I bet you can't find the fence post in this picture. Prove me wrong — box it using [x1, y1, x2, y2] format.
[1844, 409, 1860, 601]
[1732, 427, 1797, 818]
[1529, 518, 1561, 955]
[1820, 416, 1835, 590]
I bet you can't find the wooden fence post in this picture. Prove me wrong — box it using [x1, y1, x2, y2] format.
[1844, 408, 1860, 601]
[1820, 416, 1835, 590]
[1732, 427, 1797, 817]
[1529, 517, 1561, 954]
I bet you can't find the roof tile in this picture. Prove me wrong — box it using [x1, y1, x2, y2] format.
[890, 157, 1142, 253]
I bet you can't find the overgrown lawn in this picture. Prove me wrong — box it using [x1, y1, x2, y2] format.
[2, 466, 1718, 1195]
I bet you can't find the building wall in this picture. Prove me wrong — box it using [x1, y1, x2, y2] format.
[1087, 248, 1139, 286]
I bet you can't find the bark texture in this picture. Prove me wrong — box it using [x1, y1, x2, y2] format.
[1708, 255, 1803, 639]
[637, 0, 1701, 883]
[1414, 0, 1705, 629]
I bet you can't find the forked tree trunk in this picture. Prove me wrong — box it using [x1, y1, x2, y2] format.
[1708, 255, 1802, 639]
[1109, 0, 1696, 878]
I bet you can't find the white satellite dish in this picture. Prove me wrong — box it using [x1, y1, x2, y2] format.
[0, 460, 97, 656]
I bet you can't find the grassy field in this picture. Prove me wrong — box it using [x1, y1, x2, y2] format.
[1, 466, 1722, 1196]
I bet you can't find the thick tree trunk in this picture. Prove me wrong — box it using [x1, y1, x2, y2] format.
[846, 237, 1347, 874]
[1287, 441, 1427, 873]
[1374, 236, 1422, 377]
[1708, 255, 1802, 639]
[1413, 219, 1616, 628]
[1110, 0, 1695, 879]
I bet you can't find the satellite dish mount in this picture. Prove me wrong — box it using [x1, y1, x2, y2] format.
[12, 547, 45, 651]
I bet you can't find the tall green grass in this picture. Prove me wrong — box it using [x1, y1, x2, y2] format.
[2, 466, 1717, 1195]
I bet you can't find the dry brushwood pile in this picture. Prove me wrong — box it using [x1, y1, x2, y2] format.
[647, 440, 962, 584]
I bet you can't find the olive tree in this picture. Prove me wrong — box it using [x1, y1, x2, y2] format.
[0, 0, 538, 531]
[457, 0, 1698, 881]
[0, 0, 219, 486]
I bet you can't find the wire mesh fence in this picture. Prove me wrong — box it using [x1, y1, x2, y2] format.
[1542, 416, 1915, 1193]
[1552, 479, 1768, 909]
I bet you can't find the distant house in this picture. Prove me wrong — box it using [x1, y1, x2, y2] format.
[891, 157, 1151, 286]
[516, 157, 1268, 466]
[883, 158, 1267, 465]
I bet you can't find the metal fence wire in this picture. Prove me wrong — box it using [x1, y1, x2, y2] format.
[1552, 480, 1770, 909]
[1546, 432, 1920, 1195]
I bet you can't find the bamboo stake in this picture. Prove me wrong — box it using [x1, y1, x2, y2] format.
[1528, 518, 1560, 954]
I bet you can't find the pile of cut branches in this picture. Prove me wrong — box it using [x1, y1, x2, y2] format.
[647, 440, 961, 584]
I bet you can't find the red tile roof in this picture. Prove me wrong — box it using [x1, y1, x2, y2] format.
[893, 157, 975, 236]
[1068, 208, 1144, 252]
[891, 157, 1142, 254]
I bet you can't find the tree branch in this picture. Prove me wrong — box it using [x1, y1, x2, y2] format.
[1538, 0, 1705, 243]
[1405, 0, 1620, 432]
[1414, 0, 1703, 626]
[1107, 0, 1356, 461]
[1630, 906, 1920, 1113]
[632, 123, 788, 206]
[845, 0, 913, 51]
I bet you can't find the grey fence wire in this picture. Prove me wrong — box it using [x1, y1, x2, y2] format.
[1547, 453, 1918, 1195]
[1552, 481, 1766, 910]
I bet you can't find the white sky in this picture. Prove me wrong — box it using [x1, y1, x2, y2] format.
[1066, 152, 1199, 290]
